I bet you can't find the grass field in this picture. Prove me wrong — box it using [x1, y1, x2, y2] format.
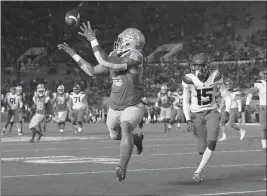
[1, 122, 266, 196]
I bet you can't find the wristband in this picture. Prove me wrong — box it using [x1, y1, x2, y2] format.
[91, 39, 99, 48]
[72, 54, 82, 63]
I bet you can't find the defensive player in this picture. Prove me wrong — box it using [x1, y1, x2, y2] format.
[168, 86, 184, 132]
[155, 84, 173, 132]
[245, 68, 266, 180]
[1, 87, 24, 136]
[218, 79, 246, 141]
[58, 22, 145, 182]
[69, 84, 88, 134]
[29, 85, 52, 143]
[52, 85, 69, 134]
[182, 53, 231, 182]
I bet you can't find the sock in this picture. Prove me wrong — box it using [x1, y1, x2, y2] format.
[168, 124, 172, 129]
[59, 129, 64, 133]
[18, 129, 21, 133]
[78, 127, 82, 132]
[120, 144, 133, 170]
[195, 147, 213, 174]
[177, 123, 180, 128]
[261, 139, 266, 149]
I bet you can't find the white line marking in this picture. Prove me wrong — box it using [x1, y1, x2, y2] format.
[186, 190, 266, 196]
[1, 141, 249, 152]
[1, 163, 265, 178]
[1, 149, 262, 161]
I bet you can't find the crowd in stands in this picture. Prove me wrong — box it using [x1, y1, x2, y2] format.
[1, 2, 266, 99]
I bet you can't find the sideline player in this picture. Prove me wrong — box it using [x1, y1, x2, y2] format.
[182, 53, 231, 182]
[169, 86, 184, 132]
[218, 79, 246, 141]
[155, 84, 173, 132]
[1, 87, 24, 136]
[52, 85, 69, 134]
[69, 84, 88, 134]
[245, 68, 266, 180]
[29, 85, 52, 142]
[58, 22, 145, 182]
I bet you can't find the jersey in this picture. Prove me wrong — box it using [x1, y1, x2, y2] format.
[33, 96, 50, 115]
[229, 90, 242, 110]
[254, 80, 266, 106]
[182, 70, 226, 114]
[157, 91, 172, 108]
[109, 49, 144, 110]
[53, 92, 69, 111]
[172, 92, 183, 109]
[69, 91, 86, 110]
[5, 93, 22, 110]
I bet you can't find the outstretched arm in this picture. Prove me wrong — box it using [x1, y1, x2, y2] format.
[57, 43, 109, 76]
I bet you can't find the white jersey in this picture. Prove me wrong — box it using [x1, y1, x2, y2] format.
[229, 91, 242, 110]
[69, 91, 86, 110]
[182, 70, 231, 120]
[172, 92, 183, 109]
[254, 80, 266, 106]
[5, 93, 22, 110]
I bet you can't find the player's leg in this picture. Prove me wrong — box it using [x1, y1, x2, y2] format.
[165, 107, 172, 132]
[70, 110, 78, 133]
[115, 103, 144, 182]
[29, 114, 45, 142]
[177, 109, 184, 131]
[169, 108, 177, 132]
[259, 106, 267, 152]
[59, 111, 68, 134]
[228, 108, 246, 140]
[2, 110, 13, 135]
[194, 109, 220, 182]
[14, 110, 23, 135]
[138, 118, 145, 130]
[76, 109, 85, 134]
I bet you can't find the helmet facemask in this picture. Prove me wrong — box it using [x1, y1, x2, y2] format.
[190, 53, 210, 80]
[37, 88, 45, 97]
[57, 85, 65, 94]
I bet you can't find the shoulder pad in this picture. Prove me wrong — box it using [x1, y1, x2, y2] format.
[255, 80, 262, 84]
[124, 50, 143, 63]
[182, 74, 194, 85]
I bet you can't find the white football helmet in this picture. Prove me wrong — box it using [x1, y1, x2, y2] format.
[57, 85, 65, 94]
[113, 28, 145, 54]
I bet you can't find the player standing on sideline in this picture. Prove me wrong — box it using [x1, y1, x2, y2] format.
[16, 86, 26, 135]
[155, 84, 173, 132]
[52, 85, 69, 135]
[58, 22, 145, 182]
[69, 84, 89, 134]
[218, 79, 246, 141]
[168, 86, 184, 132]
[29, 86, 52, 143]
[245, 68, 266, 181]
[1, 87, 24, 136]
[182, 53, 231, 182]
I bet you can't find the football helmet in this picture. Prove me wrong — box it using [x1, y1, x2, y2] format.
[113, 28, 145, 54]
[190, 53, 210, 79]
[225, 79, 233, 91]
[160, 84, 168, 94]
[177, 86, 183, 95]
[37, 87, 46, 97]
[10, 86, 16, 95]
[259, 68, 267, 81]
[37, 84, 45, 89]
[16, 86, 23, 95]
[73, 84, 80, 94]
[57, 85, 65, 94]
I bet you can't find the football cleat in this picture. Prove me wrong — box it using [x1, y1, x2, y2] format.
[37, 132, 44, 141]
[193, 173, 204, 182]
[115, 165, 126, 182]
[134, 132, 144, 155]
[29, 138, 34, 143]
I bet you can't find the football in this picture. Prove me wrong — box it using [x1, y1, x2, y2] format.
[65, 10, 80, 26]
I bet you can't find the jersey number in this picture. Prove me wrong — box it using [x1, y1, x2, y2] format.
[161, 96, 168, 104]
[10, 98, 16, 104]
[196, 88, 213, 106]
[57, 97, 65, 104]
[74, 97, 81, 103]
[36, 102, 44, 110]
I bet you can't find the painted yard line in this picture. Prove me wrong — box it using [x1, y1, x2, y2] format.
[1, 163, 265, 178]
[1, 149, 263, 161]
[185, 190, 267, 196]
[1, 141, 250, 152]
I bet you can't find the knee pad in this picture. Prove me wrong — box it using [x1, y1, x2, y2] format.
[207, 140, 217, 151]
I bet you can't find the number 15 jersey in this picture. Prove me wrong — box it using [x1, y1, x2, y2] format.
[182, 70, 225, 113]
